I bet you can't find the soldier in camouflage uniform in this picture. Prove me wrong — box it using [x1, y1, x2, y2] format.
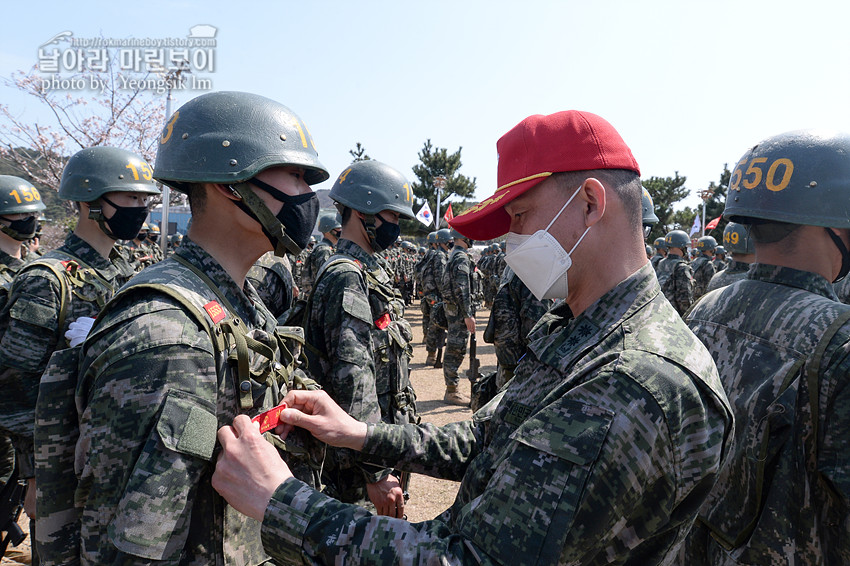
[426, 229, 451, 366]
[212, 109, 733, 565]
[441, 227, 476, 405]
[0, 176, 46, 493]
[691, 235, 717, 299]
[712, 245, 728, 271]
[123, 222, 158, 271]
[302, 212, 340, 293]
[681, 129, 850, 565]
[302, 159, 417, 517]
[0, 148, 148, 548]
[52, 92, 328, 565]
[658, 229, 695, 315]
[247, 251, 296, 320]
[650, 236, 667, 269]
[705, 222, 753, 293]
[488, 265, 551, 388]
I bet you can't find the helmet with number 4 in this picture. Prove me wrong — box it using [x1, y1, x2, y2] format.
[725, 129, 850, 228]
[330, 160, 415, 219]
[0, 176, 46, 216]
[60, 147, 160, 202]
[665, 229, 691, 250]
[723, 222, 755, 254]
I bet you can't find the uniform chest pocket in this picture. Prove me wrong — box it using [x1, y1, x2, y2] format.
[458, 399, 613, 566]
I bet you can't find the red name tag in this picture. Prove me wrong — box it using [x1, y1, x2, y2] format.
[375, 312, 391, 330]
[204, 301, 226, 324]
[252, 403, 287, 433]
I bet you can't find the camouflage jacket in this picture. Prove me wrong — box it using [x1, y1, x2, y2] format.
[0, 233, 133, 477]
[491, 267, 552, 370]
[0, 249, 24, 310]
[691, 255, 716, 299]
[650, 253, 664, 270]
[303, 239, 397, 491]
[681, 264, 850, 565]
[712, 258, 727, 272]
[705, 260, 750, 294]
[71, 238, 318, 565]
[258, 263, 734, 565]
[442, 246, 474, 318]
[420, 248, 445, 298]
[247, 251, 295, 320]
[303, 237, 335, 291]
[658, 255, 695, 315]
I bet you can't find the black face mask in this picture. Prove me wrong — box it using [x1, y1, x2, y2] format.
[826, 227, 850, 282]
[136, 232, 148, 241]
[100, 196, 149, 241]
[246, 178, 319, 252]
[0, 215, 38, 241]
[369, 213, 400, 252]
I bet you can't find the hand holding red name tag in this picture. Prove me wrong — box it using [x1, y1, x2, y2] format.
[252, 402, 288, 433]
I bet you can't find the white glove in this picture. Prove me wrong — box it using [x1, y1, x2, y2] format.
[65, 316, 96, 347]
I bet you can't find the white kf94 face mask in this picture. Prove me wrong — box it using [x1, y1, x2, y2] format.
[504, 184, 590, 301]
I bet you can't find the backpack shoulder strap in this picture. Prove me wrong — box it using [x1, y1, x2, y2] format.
[17, 256, 73, 338]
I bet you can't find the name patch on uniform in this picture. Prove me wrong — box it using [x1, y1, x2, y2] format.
[204, 301, 226, 324]
[374, 312, 391, 330]
[504, 401, 534, 427]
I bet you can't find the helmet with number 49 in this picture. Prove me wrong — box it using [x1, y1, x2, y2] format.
[725, 129, 850, 228]
[722, 222, 755, 255]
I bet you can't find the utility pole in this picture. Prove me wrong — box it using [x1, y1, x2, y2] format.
[158, 61, 190, 255]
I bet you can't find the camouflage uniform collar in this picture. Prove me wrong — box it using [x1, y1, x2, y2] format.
[59, 233, 118, 274]
[335, 238, 379, 271]
[320, 237, 335, 247]
[175, 237, 268, 328]
[528, 263, 660, 371]
[0, 249, 23, 271]
[748, 263, 838, 300]
[725, 260, 752, 274]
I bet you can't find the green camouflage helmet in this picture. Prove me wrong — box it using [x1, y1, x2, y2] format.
[715, 245, 727, 255]
[653, 236, 667, 250]
[59, 147, 160, 202]
[722, 221, 755, 254]
[0, 176, 46, 216]
[153, 91, 328, 191]
[642, 187, 659, 225]
[330, 160, 415, 219]
[696, 235, 717, 252]
[435, 228, 452, 243]
[665, 229, 691, 250]
[725, 129, 850, 227]
[426, 231, 437, 243]
[317, 212, 342, 233]
[449, 227, 474, 245]
[645, 244, 653, 256]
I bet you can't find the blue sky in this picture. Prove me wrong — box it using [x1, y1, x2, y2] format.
[2, 0, 849, 211]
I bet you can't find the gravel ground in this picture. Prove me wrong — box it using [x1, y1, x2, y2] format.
[1, 300, 496, 563]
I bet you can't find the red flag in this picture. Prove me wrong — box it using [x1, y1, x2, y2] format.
[443, 203, 454, 224]
[706, 216, 722, 231]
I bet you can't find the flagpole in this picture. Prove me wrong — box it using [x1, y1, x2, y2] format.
[434, 176, 446, 228]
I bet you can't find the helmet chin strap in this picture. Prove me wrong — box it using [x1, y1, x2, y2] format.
[87, 201, 119, 240]
[229, 182, 301, 256]
[825, 227, 850, 282]
[359, 213, 379, 251]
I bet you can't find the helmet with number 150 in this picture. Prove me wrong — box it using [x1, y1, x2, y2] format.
[724, 129, 850, 228]
[60, 147, 160, 202]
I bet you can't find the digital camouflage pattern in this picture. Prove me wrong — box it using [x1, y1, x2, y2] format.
[658, 255, 695, 315]
[704, 260, 751, 294]
[441, 245, 475, 386]
[302, 238, 400, 506]
[0, 249, 24, 488]
[64, 238, 320, 565]
[0, 233, 133, 479]
[691, 255, 716, 299]
[490, 267, 552, 387]
[302, 236, 336, 293]
[833, 274, 850, 305]
[712, 256, 728, 273]
[650, 252, 665, 270]
[422, 247, 448, 354]
[680, 264, 850, 565]
[258, 263, 733, 565]
[248, 251, 296, 320]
